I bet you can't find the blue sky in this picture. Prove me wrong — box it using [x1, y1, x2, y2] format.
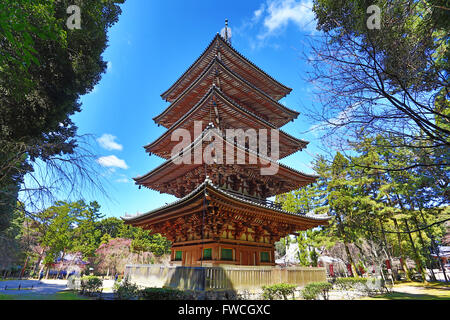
[58, 0, 327, 218]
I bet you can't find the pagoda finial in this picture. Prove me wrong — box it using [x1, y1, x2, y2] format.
[225, 19, 229, 42]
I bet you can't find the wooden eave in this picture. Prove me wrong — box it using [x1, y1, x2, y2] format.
[154, 57, 299, 128]
[161, 34, 292, 102]
[123, 180, 329, 230]
[145, 86, 308, 160]
[134, 127, 317, 197]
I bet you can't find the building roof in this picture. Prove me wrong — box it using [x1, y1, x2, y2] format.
[154, 57, 299, 128]
[134, 125, 318, 197]
[161, 34, 292, 102]
[145, 86, 308, 160]
[122, 177, 330, 227]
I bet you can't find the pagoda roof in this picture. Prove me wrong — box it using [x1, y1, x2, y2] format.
[122, 178, 330, 230]
[161, 34, 292, 102]
[145, 86, 308, 160]
[134, 126, 317, 198]
[154, 57, 299, 128]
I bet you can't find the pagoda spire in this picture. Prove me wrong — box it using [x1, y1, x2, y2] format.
[221, 19, 232, 45]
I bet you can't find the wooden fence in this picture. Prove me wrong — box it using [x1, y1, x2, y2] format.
[124, 264, 326, 291]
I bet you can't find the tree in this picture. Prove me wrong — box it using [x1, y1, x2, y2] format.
[0, 0, 125, 231]
[0, 203, 26, 271]
[96, 217, 124, 239]
[279, 132, 449, 281]
[37, 201, 78, 277]
[296, 232, 311, 266]
[307, 0, 449, 169]
[71, 201, 104, 259]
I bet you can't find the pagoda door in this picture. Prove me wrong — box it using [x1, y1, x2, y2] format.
[241, 250, 248, 265]
[241, 250, 255, 266]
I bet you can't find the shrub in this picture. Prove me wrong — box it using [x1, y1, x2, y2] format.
[262, 283, 297, 300]
[333, 277, 367, 290]
[113, 277, 140, 300]
[80, 276, 103, 296]
[140, 287, 188, 300]
[301, 282, 333, 300]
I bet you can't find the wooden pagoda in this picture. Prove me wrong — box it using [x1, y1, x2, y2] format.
[123, 28, 329, 266]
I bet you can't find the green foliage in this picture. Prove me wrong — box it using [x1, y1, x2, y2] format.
[71, 201, 103, 259]
[333, 277, 369, 291]
[261, 283, 297, 300]
[0, 204, 26, 269]
[311, 0, 449, 148]
[96, 217, 124, 239]
[301, 281, 333, 300]
[333, 277, 387, 296]
[309, 249, 319, 267]
[276, 134, 448, 280]
[33, 200, 104, 265]
[80, 276, 103, 296]
[0, 0, 125, 233]
[113, 277, 140, 300]
[296, 233, 310, 266]
[140, 287, 188, 300]
[130, 227, 171, 256]
[19, 200, 171, 275]
[274, 239, 286, 257]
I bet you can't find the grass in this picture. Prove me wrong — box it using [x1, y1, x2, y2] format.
[397, 281, 450, 288]
[362, 281, 450, 300]
[0, 290, 92, 300]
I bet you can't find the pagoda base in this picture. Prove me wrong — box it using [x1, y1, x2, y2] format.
[169, 239, 276, 267]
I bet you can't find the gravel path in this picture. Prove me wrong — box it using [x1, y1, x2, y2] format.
[0, 279, 68, 296]
[0, 279, 116, 296]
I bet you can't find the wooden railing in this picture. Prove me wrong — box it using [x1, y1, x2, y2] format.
[124, 264, 327, 291]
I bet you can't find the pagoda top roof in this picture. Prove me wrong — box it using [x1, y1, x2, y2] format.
[122, 177, 330, 225]
[145, 86, 308, 160]
[161, 34, 292, 102]
[154, 56, 299, 128]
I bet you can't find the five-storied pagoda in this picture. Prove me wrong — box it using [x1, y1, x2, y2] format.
[123, 22, 329, 266]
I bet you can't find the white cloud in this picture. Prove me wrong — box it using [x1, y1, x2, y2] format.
[107, 61, 113, 72]
[253, 3, 265, 22]
[258, 0, 316, 39]
[97, 134, 123, 151]
[97, 155, 129, 170]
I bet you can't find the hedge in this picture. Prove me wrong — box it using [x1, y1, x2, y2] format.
[140, 287, 189, 300]
[300, 282, 333, 300]
[262, 283, 297, 300]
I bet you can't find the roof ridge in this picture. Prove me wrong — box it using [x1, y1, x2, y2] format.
[214, 58, 299, 118]
[161, 35, 220, 100]
[161, 34, 293, 102]
[216, 34, 292, 95]
[145, 86, 308, 159]
[135, 126, 318, 183]
[154, 57, 298, 126]
[123, 178, 329, 222]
